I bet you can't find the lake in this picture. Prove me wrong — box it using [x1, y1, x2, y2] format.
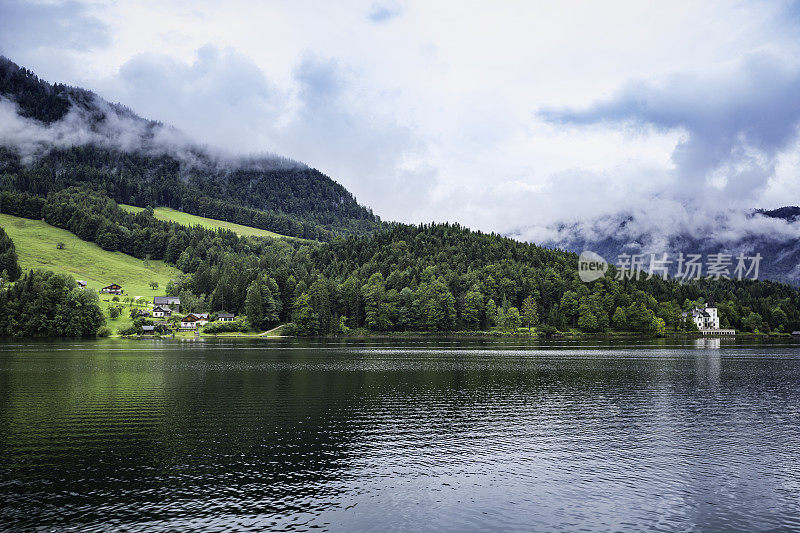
[1, 337, 799, 531]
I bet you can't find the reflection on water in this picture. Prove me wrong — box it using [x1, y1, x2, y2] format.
[1, 338, 800, 531]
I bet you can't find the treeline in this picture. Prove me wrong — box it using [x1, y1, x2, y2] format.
[0, 270, 105, 337]
[0, 146, 381, 240]
[0, 226, 21, 281]
[3, 187, 800, 336]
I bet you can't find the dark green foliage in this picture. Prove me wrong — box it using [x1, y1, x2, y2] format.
[202, 318, 252, 334]
[5, 185, 800, 337]
[0, 270, 105, 336]
[0, 226, 22, 281]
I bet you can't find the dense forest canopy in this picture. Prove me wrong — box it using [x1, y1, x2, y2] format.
[2, 187, 798, 337]
[0, 270, 105, 337]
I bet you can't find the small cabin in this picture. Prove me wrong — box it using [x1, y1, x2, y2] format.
[76, 280, 87, 288]
[218, 313, 235, 322]
[141, 325, 156, 335]
[101, 283, 123, 295]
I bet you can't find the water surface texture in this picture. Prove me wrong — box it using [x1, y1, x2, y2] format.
[1, 338, 799, 531]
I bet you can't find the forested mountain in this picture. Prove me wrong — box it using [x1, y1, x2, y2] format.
[2, 56, 800, 338]
[3, 187, 800, 336]
[0, 56, 381, 240]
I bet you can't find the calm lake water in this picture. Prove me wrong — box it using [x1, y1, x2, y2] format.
[1, 337, 799, 532]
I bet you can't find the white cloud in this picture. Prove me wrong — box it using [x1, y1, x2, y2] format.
[2, 0, 800, 236]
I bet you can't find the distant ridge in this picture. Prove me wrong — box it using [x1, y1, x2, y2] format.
[0, 55, 382, 241]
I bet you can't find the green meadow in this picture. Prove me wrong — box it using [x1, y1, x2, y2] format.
[120, 205, 297, 240]
[0, 213, 180, 297]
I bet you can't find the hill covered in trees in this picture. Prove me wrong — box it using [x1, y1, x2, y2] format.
[2, 56, 799, 338]
[0, 56, 381, 240]
[3, 187, 799, 337]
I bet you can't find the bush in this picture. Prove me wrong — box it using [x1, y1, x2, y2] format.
[96, 325, 112, 337]
[537, 324, 557, 337]
[202, 318, 252, 334]
[118, 324, 140, 336]
[108, 306, 122, 319]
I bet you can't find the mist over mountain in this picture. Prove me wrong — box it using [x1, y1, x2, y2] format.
[517, 206, 800, 285]
[0, 56, 380, 240]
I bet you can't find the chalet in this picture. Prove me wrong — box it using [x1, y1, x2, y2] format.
[142, 325, 156, 335]
[154, 296, 181, 313]
[180, 313, 209, 329]
[180, 314, 199, 329]
[218, 313, 235, 322]
[152, 305, 172, 318]
[101, 283, 123, 295]
[77, 280, 87, 288]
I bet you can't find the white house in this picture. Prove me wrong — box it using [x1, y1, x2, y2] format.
[218, 313, 235, 322]
[686, 305, 720, 330]
[152, 305, 171, 318]
[682, 303, 734, 335]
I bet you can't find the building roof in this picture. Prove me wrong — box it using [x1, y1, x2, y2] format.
[182, 313, 209, 321]
[152, 305, 171, 312]
[102, 283, 122, 289]
[142, 325, 155, 331]
[218, 313, 234, 318]
[154, 296, 180, 305]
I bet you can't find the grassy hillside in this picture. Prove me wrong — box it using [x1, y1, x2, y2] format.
[120, 205, 299, 239]
[0, 214, 180, 297]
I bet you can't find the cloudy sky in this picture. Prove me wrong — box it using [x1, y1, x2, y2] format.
[2, 0, 800, 238]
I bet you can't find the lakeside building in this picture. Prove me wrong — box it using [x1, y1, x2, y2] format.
[180, 313, 210, 329]
[218, 313, 235, 322]
[682, 303, 736, 336]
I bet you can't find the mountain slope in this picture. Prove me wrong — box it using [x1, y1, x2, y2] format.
[0, 213, 179, 295]
[0, 56, 381, 240]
